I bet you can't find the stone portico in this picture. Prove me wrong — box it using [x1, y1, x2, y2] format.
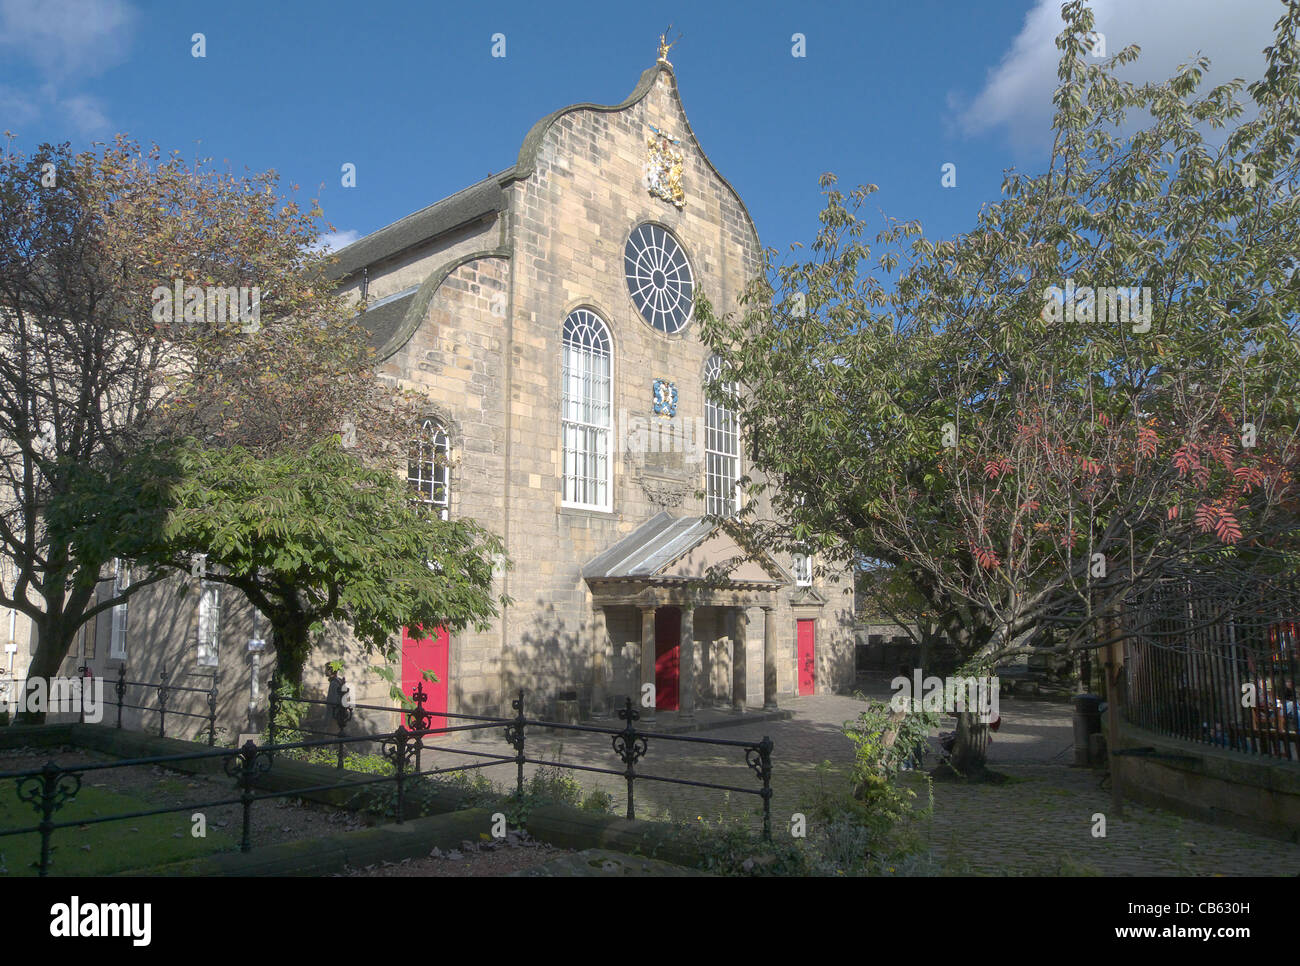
[583, 513, 789, 721]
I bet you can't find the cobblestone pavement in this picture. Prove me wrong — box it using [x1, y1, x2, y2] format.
[426, 693, 1300, 876]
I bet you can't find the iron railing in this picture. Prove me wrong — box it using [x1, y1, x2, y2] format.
[109, 664, 220, 745]
[0, 686, 775, 876]
[1123, 572, 1300, 761]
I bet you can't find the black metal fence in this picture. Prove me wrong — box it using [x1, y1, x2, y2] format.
[0, 686, 774, 876]
[1123, 572, 1300, 761]
[110, 664, 220, 745]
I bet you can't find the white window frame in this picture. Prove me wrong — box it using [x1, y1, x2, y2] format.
[704, 355, 741, 517]
[197, 581, 221, 667]
[793, 553, 814, 587]
[408, 419, 450, 520]
[561, 309, 614, 511]
[109, 558, 130, 660]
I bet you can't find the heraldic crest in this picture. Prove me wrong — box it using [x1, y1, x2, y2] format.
[644, 124, 686, 209]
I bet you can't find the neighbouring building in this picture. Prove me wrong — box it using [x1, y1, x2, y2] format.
[4, 50, 857, 737]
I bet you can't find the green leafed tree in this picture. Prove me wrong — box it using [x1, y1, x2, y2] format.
[0, 135, 425, 719]
[700, 0, 1300, 773]
[136, 437, 507, 694]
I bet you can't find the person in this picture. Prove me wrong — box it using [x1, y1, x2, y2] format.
[324, 661, 350, 725]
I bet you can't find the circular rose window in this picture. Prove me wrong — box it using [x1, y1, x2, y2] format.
[624, 223, 694, 334]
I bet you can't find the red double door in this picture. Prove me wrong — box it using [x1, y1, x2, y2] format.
[401, 625, 449, 730]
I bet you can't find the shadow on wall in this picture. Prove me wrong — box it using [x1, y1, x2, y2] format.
[499, 601, 595, 721]
[827, 600, 857, 692]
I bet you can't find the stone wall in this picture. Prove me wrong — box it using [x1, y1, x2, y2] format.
[1113, 719, 1300, 842]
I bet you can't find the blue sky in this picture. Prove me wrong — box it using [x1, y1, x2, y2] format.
[0, 0, 1286, 258]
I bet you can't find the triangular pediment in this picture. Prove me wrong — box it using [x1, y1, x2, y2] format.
[658, 528, 787, 584]
[583, 512, 788, 587]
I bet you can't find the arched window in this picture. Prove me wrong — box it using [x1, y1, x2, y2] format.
[704, 355, 740, 517]
[562, 309, 613, 510]
[408, 419, 450, 520]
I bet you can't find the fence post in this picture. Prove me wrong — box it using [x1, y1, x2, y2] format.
[505, 689, 527, 798]
[157, 665, 169, 739]
[225, 740, 271, 853]
[746, 736, 774, 842]
[333, 696, 353, 770]
[76, 666, 89, 725]
[115, 664, 126, 730]
[267, 670, 281, 747]
[613, 697, 647, 821]
[384, 725, 411, 823]
[16, 761, 82, 877]
[207, 671, 219, 747]
[408, 682, 430, 774]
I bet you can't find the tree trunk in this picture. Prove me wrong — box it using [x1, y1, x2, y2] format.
[271, 621, 314, 695]
[14, 616, 74, 725]
[948, 709, 990, 776]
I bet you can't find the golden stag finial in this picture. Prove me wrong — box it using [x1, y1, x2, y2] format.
[657, 26, 681, 65]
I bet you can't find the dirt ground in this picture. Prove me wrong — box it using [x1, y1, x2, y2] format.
[341, 830, 571, 877]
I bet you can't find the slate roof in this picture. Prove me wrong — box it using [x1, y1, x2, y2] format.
[358, 287, 418, 351]
[582, 512, 715, 580]
[326, 171, 511, 281]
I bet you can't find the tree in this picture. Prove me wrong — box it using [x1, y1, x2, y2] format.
[0, 135, 417, 718]
[129, 437, 506, 693]
[700, 0, 1300, 773]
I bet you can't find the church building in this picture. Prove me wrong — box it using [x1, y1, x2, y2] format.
[24, 49, 856, 734]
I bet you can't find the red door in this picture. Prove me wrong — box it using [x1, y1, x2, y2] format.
[797, 619, 816, 696]
[654, 607, 680, 711]
[401, 625, 449, 730]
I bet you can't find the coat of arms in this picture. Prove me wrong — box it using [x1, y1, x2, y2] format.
[644, 125, 686, 209]
[652, 378, 678, 417]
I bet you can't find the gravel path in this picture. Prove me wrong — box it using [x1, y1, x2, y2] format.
[341, 831, 570, 876]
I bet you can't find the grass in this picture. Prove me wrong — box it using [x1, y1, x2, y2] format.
[0, 782, 237, 875]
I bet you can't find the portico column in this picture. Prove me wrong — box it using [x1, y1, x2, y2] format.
[591, 606, 610, 719]
[679, 606, 695, 721]
[732, 607, 748, 713]
[762, 604, 778, 710]
[639, 605, 657, 723]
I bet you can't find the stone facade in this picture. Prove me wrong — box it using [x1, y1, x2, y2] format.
[7, 60, 857, 734]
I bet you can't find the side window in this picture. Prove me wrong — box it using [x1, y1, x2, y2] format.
[793, 553, 813, 587]
[197, 581, 221, 667]
[704, 355, 740, 517]
[109, 558, 130, 660]
[408, 419, 450, 520]
[561, 309, 613, 510]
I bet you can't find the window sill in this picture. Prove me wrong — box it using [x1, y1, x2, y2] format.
[558, 504, 619, 521]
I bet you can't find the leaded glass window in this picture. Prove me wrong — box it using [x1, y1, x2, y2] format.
[110, 558, 130, 660]
[704, 354, 740, 517]
[408, 419, 450, 520]
[562, 309, 613, 510]
[197, 582, 221, 668]
[625, 223, 694, 334]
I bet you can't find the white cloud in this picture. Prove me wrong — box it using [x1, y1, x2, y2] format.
[0, 0, 136, 137]
[952, 0, 1283, 152]
[0, 0, 137, 80]
[58, 94, 110, 135]
[0, 86, 40, 129]
[310, 230, 361, 254]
